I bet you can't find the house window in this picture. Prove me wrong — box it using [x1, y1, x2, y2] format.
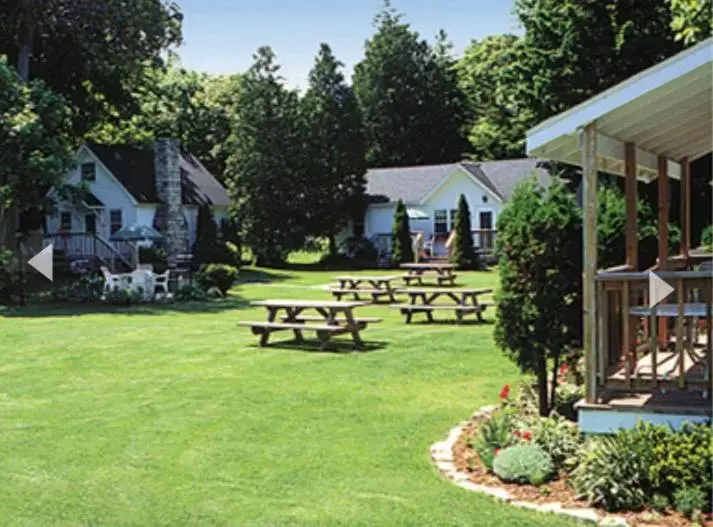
[449, 209, 458, 230]
[110, 209, 123, 235]
[482, 195, 488, 203]
[85, 214, 96, 234]
[434, 209, 448, 234]
[60, 212, 72, 232]
[81, 162, 96, 182]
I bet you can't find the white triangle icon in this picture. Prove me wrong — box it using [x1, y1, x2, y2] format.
[648, 271, 674, 308]
[28, 244, 54, 282]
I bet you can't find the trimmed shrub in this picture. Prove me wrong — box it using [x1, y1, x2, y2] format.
[450, 194, 478, 269]
[391, 200, 413, 264]
[104, 287, 143, 305]
[196, 264, 238, 295]
[701, 224, 713, 249]
[650, 493, 670, 514]
[493, 444, 554, 485]
[673, 487, 707, 519]
[65, 275, 105, 303]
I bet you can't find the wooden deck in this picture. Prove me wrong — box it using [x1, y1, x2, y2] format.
[582, 388, 711, 416]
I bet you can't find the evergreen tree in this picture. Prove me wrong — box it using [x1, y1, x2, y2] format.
[301, 44, 366, 255]
[353, 1, 467, 167]
[223, 47, 305, 266]
[391, 200, 413, 264]
[450, 194, 476, 269]
[192, 204, 218, 265]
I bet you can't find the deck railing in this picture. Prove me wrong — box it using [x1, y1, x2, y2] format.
[44, 232, 135, 272]
[593, 269, 712, 399]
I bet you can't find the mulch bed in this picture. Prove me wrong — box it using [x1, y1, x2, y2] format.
[453, 417, 702, 527]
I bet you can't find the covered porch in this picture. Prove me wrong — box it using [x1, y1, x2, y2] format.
[527, 38, 713, 432]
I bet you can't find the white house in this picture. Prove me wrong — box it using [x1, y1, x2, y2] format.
[45, 139, 230, 268]
[358, 159, 552, 257]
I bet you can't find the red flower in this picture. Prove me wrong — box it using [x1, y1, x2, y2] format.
[494, 448, 501, 456]
[559, 363, 569, 375]
[499, 384, 510, 399]
[522, 431, 533, 441]
[513, 430, 521, 437]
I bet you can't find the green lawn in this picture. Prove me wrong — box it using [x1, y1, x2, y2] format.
[0, 268, 579, 526]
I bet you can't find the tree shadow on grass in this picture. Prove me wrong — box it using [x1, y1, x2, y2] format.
[250, 338, 389, 354]
[237, 267, 294, 284]
[406, 319, 495, 326]
[0, 296, 251, 318]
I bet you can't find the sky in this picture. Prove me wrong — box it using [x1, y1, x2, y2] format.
[177, 0, 520, 90]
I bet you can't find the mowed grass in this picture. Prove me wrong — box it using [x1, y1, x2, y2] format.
[0, 268, 579, 526]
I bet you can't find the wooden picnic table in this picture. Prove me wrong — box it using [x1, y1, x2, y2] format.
[330, 275, 402, 302]
[237, 299, 380, 349]
[391, 287, 493, 323]
[400, 262, 458, 286]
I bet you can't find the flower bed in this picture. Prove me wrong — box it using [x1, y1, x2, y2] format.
[443, 383, 712, 527]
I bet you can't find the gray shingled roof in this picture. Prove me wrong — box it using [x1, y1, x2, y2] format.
[365, 159, 551, 204]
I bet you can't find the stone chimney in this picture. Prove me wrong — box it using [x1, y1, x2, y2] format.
[154, 138, 188, 264]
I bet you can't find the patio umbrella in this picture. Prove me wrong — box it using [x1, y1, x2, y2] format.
[407, 208, 429, 220]
[109, 223, 163, 267]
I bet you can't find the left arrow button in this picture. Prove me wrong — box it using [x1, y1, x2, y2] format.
[28, 244, 54, 282]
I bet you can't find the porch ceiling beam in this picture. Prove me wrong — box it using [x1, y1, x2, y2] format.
[589, 132, 682, 180]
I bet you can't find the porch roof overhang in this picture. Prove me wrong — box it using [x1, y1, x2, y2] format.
[82, 192, 104, 208]
[526, 38, 713, 182]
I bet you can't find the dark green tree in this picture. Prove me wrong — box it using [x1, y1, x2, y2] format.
[191, 204, 218, 265]
[223, 47, 305, 266]
[391, 200, 413, 264]
[494, 178, 582, 416]
[668, 0, 712, 45]
[301, 44, 366, 255]
[0, 58, 73, 244]
[450, 194, 477, 269]
[0, 0, 183, 137]
[353, 1, 467, 166]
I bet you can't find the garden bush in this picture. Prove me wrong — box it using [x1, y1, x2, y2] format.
[701, 224, 713, 249]
[138, 247, 168, 273]
[553, 382, 585, 422]
[492, 444, 554, 485]
[174, 283, 209, 302]
[104, 287, 143, 305]
[673, 487, 707, 519]
[650, 493, 670, 514]
[470, 411, 514, 472]
[64, 274, 105, 303]
[196, 264, 239, 295]
[516, 414, 582, 472]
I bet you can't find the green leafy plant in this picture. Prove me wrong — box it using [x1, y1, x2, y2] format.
[470, 411, 514, 472]
[516, 414, 583, 473]
[450, 194, 479, 270]
[492, 444, 554, 485]
[65, 275, 105, 303]
[138, 247, 168, 273]
[650, 493, 670, 514]
[196, 264, 238, 296]
[673, 487, 707, 519]
[571, 430, 651, 511]
[553, 382, 585, 422]
[701, 225, 713, 250]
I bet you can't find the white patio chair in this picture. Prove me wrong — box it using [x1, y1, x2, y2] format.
[154, 269, 170, 297]
[100, 266, 127, 293]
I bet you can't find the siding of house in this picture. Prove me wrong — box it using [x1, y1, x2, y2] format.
[363, 168, 502, 257]
[46, 148, 137, 242]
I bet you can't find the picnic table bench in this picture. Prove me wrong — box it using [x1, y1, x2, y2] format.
[391, 288, 493, 323]
[238, 299, 379, 349]
[400, 262, 458, 286]
[329, 275, 401, 302]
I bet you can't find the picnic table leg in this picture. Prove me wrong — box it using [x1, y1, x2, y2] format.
[259, 307, 278, 347]
[343, 309, 364, 349]
[285, 307, 305, 343]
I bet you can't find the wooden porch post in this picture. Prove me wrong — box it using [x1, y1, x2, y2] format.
[583, 123, 598, 403]
[625, 143, 638, 270]
[658, 156, 669, 348]
[681, 157, 691, 260]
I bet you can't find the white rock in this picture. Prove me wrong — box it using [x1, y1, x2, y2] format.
[435, 461, 455, 473]
[511, 501, 543, 512]
[598, 517, 628, 527]
[431, 450, 452, 462]
[471, 484, 511, 502]
[537, 502, 564, 513]
[561, 508, 599, 523]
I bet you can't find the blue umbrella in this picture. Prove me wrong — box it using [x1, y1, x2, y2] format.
[109, 224, 164, 242]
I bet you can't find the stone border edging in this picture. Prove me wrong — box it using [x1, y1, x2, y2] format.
[429, 405, 629, 527]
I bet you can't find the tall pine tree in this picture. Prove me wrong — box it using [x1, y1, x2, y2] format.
[223, 47, 305, 266]
[450, 194, 476, 269]
[301, 44, 366, 255]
